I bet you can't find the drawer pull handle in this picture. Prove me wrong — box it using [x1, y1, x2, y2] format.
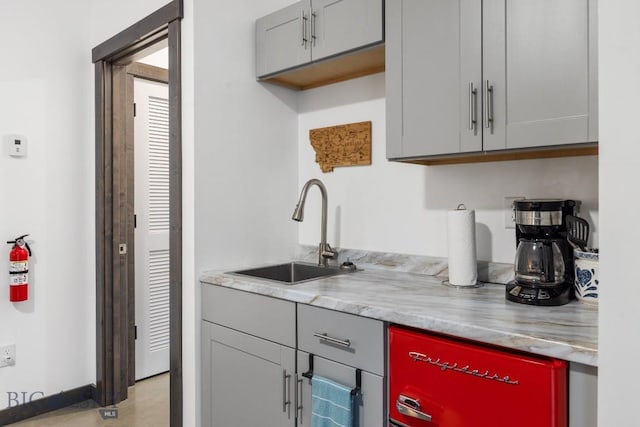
[396, 394, 432, 422]
[313, 332, 351, 348]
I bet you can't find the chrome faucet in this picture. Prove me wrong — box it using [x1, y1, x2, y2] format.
[292, 178, 336, 267]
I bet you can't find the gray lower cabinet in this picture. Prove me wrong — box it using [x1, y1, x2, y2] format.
[201, 283, 296, 348]
[386, 0, 598, 160]
[297, 351, 384, 426]
[201, 321, 296, 427]
[297, 304, 386, 426]
[201, 284, 297, 427]
[256, 0, 384, 78]
[201, 285, 386, 427]
[569, 363, 598, 427]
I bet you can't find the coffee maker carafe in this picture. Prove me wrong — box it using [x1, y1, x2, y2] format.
[506, 199, 577, 306]
[514, 239, 565, 284]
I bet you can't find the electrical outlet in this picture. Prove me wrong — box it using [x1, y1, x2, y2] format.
[504, 196, 524, 229]
[0, 344, 16, 368]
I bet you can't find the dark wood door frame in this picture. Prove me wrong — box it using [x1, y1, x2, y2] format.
[93, 1, 183, 426]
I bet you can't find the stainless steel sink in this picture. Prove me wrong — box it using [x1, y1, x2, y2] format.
[230, 262, 345, 284]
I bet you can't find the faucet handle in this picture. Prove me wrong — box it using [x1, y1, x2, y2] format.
[321, 243, 336, 260]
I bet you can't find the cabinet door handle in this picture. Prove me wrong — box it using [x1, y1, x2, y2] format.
[468, 82, 478, 131]
[484, 80, 494, 131]
[297, 377, 304, 423]
[313, 332, 351, 348]
[396, 394, 432, 422]
[310, 8, 316, 46]
[300, 10, 308, 47]
[283, 370, 292, 417]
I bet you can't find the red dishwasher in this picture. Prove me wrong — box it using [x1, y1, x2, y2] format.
[389, 325, 567, 427]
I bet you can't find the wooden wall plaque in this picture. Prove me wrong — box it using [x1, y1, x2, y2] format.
[309, 121, 372, 172]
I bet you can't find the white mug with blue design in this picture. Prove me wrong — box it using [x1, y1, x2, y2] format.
[574, 250, 599, 305]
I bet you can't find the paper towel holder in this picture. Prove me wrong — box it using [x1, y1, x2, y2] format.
[442, 279, 483, 288]
[444, 203, 482, 288]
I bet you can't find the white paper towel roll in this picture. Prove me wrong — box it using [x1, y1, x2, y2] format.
[447, 205, 478, 287]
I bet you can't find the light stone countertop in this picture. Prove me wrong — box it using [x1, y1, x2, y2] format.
[200, 264, 598, 367]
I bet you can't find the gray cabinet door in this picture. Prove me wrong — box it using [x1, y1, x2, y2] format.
[386, 0, 481, 158]
[297, 351, 385, 427]
[311, 0, 383, 62]
[386, 0, 597, 160]
[569, 363, 597, 427]
[257, 0, 312, 77]
[202, 321, 296, 427]
[483, 0, 597, 150]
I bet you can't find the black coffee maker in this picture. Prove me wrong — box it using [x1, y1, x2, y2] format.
[506, 199, 578, 306]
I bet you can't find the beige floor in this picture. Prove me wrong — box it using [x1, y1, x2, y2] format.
[10, 373, 169, 427]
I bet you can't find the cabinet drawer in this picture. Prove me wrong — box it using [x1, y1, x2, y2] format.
[201, 283, 296, 347]
[297, 304, 384, 375]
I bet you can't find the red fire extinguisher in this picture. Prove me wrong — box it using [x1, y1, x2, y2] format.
[7, 234, 31, 302]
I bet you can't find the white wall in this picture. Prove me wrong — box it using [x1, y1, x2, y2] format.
[298, 73, 599, 264]
[0, 0, 188, 415]
[181, 1, 197, 425]
[192, 0, 299, 424]
[193, 0, 299, 270]
[89, 1, 175, 46]
[138, 47, 169, 69]
[598, 0, 640, 424]
[0, 0, 94, 410]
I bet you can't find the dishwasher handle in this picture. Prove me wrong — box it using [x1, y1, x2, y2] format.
[396, 394, 432, 422]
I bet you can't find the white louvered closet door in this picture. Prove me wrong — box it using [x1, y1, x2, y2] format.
[134, 78, 170, 381]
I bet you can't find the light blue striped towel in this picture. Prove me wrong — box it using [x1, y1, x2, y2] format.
[311, 375, 354, 427]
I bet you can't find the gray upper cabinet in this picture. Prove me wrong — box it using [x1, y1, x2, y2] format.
[256, 1, 312, 78]
[311, 0, 384, 62]
[386, 0, 481, 158]
[257, 0, 384, 79]
[386, 0, 598, 160]
[484, 0, 598, 151]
